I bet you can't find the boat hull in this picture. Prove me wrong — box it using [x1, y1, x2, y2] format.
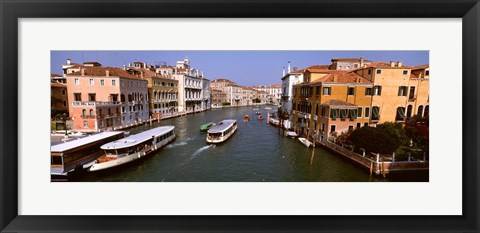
[88, 134, 175, 172]
[206, 125, 237, 144]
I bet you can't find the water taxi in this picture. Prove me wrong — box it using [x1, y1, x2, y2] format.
[200, 122, 215, 132]
[88, 126, 175, 172]
[51, 131, 125, 178]
[206, 119, 237, 144]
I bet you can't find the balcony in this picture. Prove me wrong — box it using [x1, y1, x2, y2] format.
[73, 101, 121, 106]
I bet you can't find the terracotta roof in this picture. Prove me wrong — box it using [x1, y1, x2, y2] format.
[51, 74, 63, 77]
[68, 66, 142, 79]
[364, 62, 411, 69]
[51, 82, 66, 88]
[331, 58, 372, 62]
[311, 71, 371, 84]
[410, 64, 429, 70]
[307, 64, 331, 69]
[320, 99, 357, 107]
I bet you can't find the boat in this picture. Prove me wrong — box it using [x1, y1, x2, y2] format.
[255, 111, 261, 115]
[285, 131, 298, 138]
[269, 118, 280, 126]
[50, 131, 125, 178]
[252, 106, 260, 110]
[200, 122, 215, 132]
[298, 137, 313, 147]
[243, 115, 250, 122]
[258, 115, 264, 121]
[88, 126, 176, 172]
[265, 106, 272, 110]
[206, 119, 238, 144]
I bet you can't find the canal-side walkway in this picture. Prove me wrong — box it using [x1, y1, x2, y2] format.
[318, 140, 429, 177]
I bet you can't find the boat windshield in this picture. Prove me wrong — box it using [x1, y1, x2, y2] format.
[208, 132, 222, 140]
[104, 149, 117, 157]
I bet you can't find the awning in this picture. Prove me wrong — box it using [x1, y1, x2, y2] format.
[330, 109, 338, 119]
[372, 106, 380, 118]
[340, 109, 347, 119]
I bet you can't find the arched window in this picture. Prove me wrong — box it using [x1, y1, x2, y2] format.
[417, 105, 424, 116]
[82, 109, 86, 117]
[396, 107, 406, 121]
[424, 105, 429, 117]
[83, 121, 88, 128]
[89, 109, 94, 117]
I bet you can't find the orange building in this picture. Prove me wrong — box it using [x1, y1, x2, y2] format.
[51, 74, 68, 117]
[292, 59, 429, 143]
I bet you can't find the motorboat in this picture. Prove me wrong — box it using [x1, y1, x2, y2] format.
[298, 137, 313, 147]
[206, 119, 238, 144]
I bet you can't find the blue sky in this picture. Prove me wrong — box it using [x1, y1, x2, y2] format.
[51, 51, 428, 86]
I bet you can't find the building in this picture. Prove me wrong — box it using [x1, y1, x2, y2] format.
[329, 57, 372, 70]
[252, 84, 282, 104]
[210, 89, 228, 108]
[51, 74, 68, 117]
[65, 61, 149, 132]
[291, 59, 429, 143]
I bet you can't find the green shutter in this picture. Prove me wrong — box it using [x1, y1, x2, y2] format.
[340, 109, 347, 119]
[372, 106, 380, 118]
[349, 109, 357, 119]
[330, 109, 338, 118]
[397, 107, 405, 118]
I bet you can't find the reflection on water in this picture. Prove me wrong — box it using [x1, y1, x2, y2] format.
[76, 106, 427, 182]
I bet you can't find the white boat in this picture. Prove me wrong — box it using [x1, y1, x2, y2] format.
[264, 106, 272, 110]
[51, 131, 125, 178]
[285, 131, 298, 138]
[269, 118, 280, 126]
[88, 126, 175, 172]
[298, 137, 313, 147]
[206, 119, 237, 144]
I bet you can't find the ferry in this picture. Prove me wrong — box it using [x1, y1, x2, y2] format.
[206, 119, 237, 144]
[88, 126, 175, 172]
[51, 131, 125, 179]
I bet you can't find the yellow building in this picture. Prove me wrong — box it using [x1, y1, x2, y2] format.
[292, 61, 429, 143]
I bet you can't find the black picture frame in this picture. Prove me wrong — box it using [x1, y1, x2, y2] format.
[1, 0, 479, 232]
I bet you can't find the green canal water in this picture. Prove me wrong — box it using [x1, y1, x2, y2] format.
[76, 106, 427, 182]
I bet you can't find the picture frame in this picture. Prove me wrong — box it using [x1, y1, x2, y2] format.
[1, 0, 478, 232]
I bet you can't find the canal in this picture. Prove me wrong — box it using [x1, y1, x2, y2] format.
[76, 106, 423, 182]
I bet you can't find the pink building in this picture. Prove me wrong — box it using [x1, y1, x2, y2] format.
[65, 64, 149, 132]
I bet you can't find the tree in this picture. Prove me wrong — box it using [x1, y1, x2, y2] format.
[404, 115, 429, 153]
[347, 125, 403, 154]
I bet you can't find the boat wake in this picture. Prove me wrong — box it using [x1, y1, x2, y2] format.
[166, 137, 193, 148]
[191, 145, 215, 158]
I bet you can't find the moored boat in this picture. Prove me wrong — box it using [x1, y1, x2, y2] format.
[200, 122, 215, 132]
[206, 119, 237, 144]
[298, 137, 312, 147]
[50, 131, 125, 179]
[88, 126, 175, 172]
[243, 115, 250, 122]
[258, 115, 264, 121]
[264, 106, 272, 110]
[285, 131, 298, 138]
[255, 111, 261, 115]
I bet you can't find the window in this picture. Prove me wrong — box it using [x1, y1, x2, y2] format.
[346, 65, 351, 70]
[409, 86, 416, 99]
[354, 64, 358, 68]
[371, 106, 380, 120]
[348, 109, 357, 119]
[321, 107, 326, 117]
[63, 101, 67, 107]
[357, 107, 362, 118]
[398, 86, 407, 96]
[61, 89, 66, 95]
[373, 85, 382, 96]
[330, 125, 336, 133]
[74, 93, 81, 101]
[82, 109, 87, 117]
[89, 109, 94, 117]
[330, 109, 338, 119]
[321, 123, 325, 132]
[403, 70, 408, 75]
[368, 69, 372, 75]
[323, 87, 331, 95]
[348, 125, 354, 132]
[425, 70, 430, 76]
[83, 121, 88, 128]
[89, 79, 94, 85]
[406, 105, 413, 119]
[417, 105, 424, 116]
[348, 87, 355, 95]
[365, 88, 372, 96]
[356, 123, 361, 129]
[74, 78, 79, 85]
[376, 69, 382, 74]
[88, 93, 96, 101]
[100, 79, 105, 86]
[340, 109, 347, 120]
[365, 107, 370, 118]
[316, 86, 320, 95]
[112, 80, 116, 86]
[364, 123, 369, 127]
[424, 105, 429, 117]
[396, 107, 406, 121]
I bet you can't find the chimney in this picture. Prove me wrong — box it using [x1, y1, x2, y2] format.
[333, 75, 338, 82]
[360, 57, 364, 67]
[67, 58, 71, 65]
[293, 67, 298, 71]
[397, 61, 403, 68]
[81, 68, 85, 76]
[288, 61, 291, 73]
[143, 63, 146, 68]
[123, 64, 126, 70]
[106, 70, 110, 77]
[390, 61, 395, 67]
